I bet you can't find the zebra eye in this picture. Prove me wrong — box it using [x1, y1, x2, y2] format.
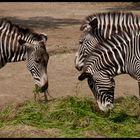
[79, 40, 83, 44]
[35, 58, 41, 63]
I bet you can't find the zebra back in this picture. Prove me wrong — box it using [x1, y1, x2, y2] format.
[80, 11, 140, 39]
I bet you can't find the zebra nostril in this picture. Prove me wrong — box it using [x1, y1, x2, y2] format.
[106, 104, 111, 108]
[41, 81, 48, 92]
[106, 103, 113, 110]
[75, 65, 82, 71]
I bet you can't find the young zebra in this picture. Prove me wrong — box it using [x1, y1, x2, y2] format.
[75, 11, 140, 71]
[0, 18, 49, 93]
[78, 29, 140, 114]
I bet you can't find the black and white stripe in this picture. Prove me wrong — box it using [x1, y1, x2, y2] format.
[75, 11, 140, 71]
[80, 11, 140, 39]
[0, 18, 49, 92]
[78, 29, 140, 112]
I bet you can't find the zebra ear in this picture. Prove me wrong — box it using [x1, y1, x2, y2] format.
[89, 18, 98, 31]
[39, 34, 47, 42]
[18, 39, 26, 45]
[78, 72, 92, 81]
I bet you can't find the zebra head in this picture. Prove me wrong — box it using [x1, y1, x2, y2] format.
[75, 14, 100, 71]
[78, 72, 115, 112]
[19, 39, 49, 93]
[75, 30, 99, 71]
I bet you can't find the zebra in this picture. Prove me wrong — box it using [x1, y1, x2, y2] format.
[77, 29, 140, 113]
[75, 11, 140, 71]
[0, 18, 49, 93]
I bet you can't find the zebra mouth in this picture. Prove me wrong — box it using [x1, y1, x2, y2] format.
[35, 82, 48, 93]
[34, 84, 48, 93]
[40, 86, 48, 93]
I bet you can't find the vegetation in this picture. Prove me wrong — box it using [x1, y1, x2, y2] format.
[33, 86, 48, 102]
[0, 95, 140, 138]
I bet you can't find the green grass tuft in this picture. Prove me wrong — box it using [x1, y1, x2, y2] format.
[0, 95, 139, 138]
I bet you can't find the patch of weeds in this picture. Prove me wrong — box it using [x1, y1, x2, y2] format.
[33, 86, 48, 102]
[11, 100, 49, 128]
[33, 86, 41, 102]
[0, 104, 18, 123]
[72, 117, 90, 128]
[0, 95, 139, 138]
[109, 112, 129, 123]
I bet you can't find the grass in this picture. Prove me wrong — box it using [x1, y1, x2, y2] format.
[33, 86, 48, 102]
[0, 95, 140, 138]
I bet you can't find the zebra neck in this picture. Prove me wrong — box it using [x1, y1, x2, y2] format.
[21, 34, 34, 44]
[6, 46, 27, 63]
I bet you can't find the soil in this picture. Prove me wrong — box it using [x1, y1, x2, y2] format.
[0, 2, 139, 137]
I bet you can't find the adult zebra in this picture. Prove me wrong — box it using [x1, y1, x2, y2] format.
[75, 11, 140, 71]
[0, 18, 49, 93]
[78, 29, 140, 113]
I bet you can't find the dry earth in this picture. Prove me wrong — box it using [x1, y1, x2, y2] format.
[0, 2, 139, 137]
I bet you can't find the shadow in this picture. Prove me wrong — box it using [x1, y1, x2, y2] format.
[0, 16, 82, 30]
[114, 95, 138, 104]
[106, 2, 140, 11]
[110, 95, 139, 123]
[109, 112, 137, 123]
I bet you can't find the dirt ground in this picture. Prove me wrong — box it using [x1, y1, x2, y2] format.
[0, 2, 139, 108]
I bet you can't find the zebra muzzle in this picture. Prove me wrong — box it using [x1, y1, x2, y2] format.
[75, 64, 83, 71]
[40, 81, 49, 92]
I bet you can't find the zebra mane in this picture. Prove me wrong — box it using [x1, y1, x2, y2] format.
[0, 18, 46, 43]
[0, 18, 34, 35]
[80, 11, 138, 33]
